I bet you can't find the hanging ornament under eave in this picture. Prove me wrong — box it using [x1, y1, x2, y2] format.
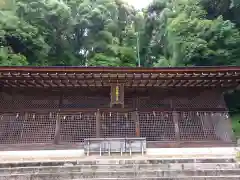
[153, 111, 156, 117]
[165, 113, 169, 118]
[225, 113, 229, 119]
[110, 83, 124, 108]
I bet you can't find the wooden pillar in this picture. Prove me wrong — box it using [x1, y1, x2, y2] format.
[96, 109, 101, 138]
[54, 113, 60, 144]
[133, 110, 140, 137]
[172, 111, 180, 146]
[54, 92, 62, 144]
[199, 112, 207, 138]
[20, 112, 28, 140]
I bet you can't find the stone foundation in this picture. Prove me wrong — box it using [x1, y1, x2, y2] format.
[0, 157, 239, 180]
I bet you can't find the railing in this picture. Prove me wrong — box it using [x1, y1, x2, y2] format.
[0, 110, 234, 146]
[84, 138, 146, 155]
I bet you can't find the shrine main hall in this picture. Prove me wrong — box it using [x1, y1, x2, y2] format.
[0, 66, 239, 150]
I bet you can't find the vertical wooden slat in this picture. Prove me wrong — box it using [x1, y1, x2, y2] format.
[54, 113, 60, 144]
[96, 110, 100, 138]
[54, 93, 62, 144]
[59, 93, 63, 108]
[20, 112, 28, 141]
[173, 111, 180, 146]
[133, 111, 140, 137]
[199, 112, 207, 138]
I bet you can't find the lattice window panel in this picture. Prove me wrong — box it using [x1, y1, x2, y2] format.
[0, 92, 60, 110]
[20, 113, 56, 143]
[198, 112, 220, 141]
[124, 97, 136, 108]
[211, 112, 233, 142]
[138, 97, 171, 108]
[174, 91, 226, 109]
[100, 112, 136, 138]
[59, 112, 96, 143]
[139, 112, 176, 141]
[0, 113, 56, 144]
[62, 95, 110, 108]
[0, 92, 14, 111]
[0, 113, 24, 144]
[178, 112, 206, 141]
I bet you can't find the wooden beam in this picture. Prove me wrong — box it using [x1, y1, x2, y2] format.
[0, 107, 228, 114]
[195, 80, 208, 86]
[0, 66, 239, 74]
[99, 73, 104, 86]
[7, 80, 21, 87]
[96, 110, 100, 138]
[175, 80, 187, 87]
[173, 111, 180, 146]
[165, 80, 173, 86]
[53, 113, 61, 144]
[32, 80, 45, 87]
[67, 80, 75, 87]
[18, 80, 31, 87]
[1, 74, 239, 83]
[26, 80, 41, 87]
[1, 80, 15, 87]
[188, 79, 201, 87]
[134, 111, 140, 137]
[51, 80, 61, 87]
[83, 74, 89, 87]
[60, 80, 68, 87]
[44, 80, 53, 87]
[171, 80, 181, 87]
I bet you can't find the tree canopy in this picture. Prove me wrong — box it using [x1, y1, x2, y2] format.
[0, 0, 239, 68]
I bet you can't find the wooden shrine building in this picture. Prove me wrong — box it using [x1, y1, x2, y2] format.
[0, 66, 239, 149]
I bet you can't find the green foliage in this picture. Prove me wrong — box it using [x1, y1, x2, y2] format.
[0, 47, 28, 66]
[0, 0, 239, 68]
[231, 114, 240, 137]
[1, 0, 139, 66]
[166, 15, 240, 66]
[146, 0, 240, 67]
[0, 10, 48, 66]
[89, 53, 121, 66]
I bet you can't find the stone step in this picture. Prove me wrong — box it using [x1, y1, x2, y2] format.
[1, 171, 240, 180]
[0, 157, 236, 168]
[0, 163, 239, 175]
[0, 156, 238, 179]
[1, 168, 240, 177]
[1, 177, 240, 180]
